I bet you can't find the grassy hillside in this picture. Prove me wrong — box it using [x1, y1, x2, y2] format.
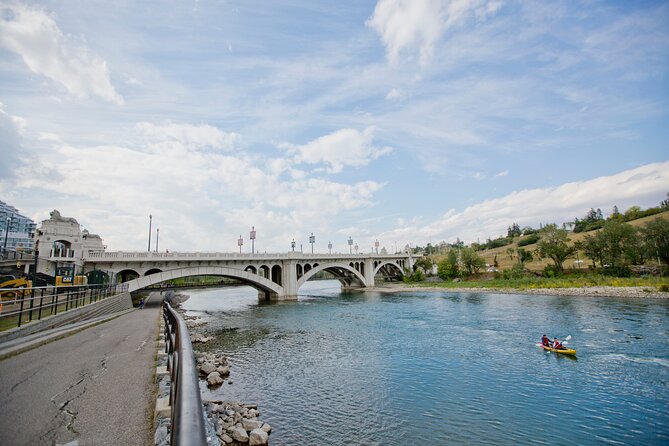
[446, 210, 669, 273]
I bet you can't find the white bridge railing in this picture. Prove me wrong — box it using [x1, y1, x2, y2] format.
[83, 251, 409, 262]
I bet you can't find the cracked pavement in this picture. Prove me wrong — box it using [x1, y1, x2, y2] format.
[0, 295, 161, 446]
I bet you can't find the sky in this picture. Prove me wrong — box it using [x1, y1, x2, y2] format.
[0, 0, 668, 254]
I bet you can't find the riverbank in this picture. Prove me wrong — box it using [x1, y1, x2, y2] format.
[361, 282, 669, 298]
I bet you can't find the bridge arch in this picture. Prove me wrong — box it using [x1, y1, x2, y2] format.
[296, 262, 367, 291]
[117, 269, 139, 283]
[145, 268, 163, 276]
[124, 266, 283, 297]
[374, 261, 404, 279]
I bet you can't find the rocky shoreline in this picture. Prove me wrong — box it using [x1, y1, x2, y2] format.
[361, 283, 669, 299]
[170, 293, 272, 446]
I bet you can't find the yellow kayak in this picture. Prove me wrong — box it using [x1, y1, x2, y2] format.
[541, 344, 577, 356]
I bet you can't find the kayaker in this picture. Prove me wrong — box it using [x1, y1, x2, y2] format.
[553, 337, 563, 350]
[541, 334, 551, 347]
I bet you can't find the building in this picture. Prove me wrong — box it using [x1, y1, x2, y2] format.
[32, 210, 106, 279]
[0, 200, 37, 254]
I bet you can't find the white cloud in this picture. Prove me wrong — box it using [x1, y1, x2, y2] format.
[377, 161, 669, 246]
[6, 121, 386, 251]
[135, 122, 240, 151]
[367, 0, 502, 65]
[385, 88, 405, 100]
[494, 170, 508, 177]
[0, 2, 123, 104]
[278, 127, 393, 173]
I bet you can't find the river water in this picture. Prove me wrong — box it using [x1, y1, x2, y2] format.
[181, 280, 669, 445]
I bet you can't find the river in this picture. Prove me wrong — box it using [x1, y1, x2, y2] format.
[180, 280, 669, 445]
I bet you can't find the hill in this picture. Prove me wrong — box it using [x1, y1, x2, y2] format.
[462, 210, 669, 273]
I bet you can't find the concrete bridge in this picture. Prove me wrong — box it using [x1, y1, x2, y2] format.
[82, 251, 413, 301]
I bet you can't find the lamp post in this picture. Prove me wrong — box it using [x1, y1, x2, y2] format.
[375, 239, 379, 254]
[328, 241, 332, 254]
[355, 243, 359, 254]
[147, 214, 152, 252]
[237, 235, 243, 253]
[291, 239, 296, 252]
[3, 217, 10, 257]
[250, 226, 256, 254]
[309, 232, 315, 254]
[348, 236, 353, 254]
[155, 228, 159, 252]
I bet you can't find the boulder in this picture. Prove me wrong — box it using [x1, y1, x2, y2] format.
[261, 423, 272, 434]
[219, 433, 233, 444]
[231, 425, 249, 442]
[249, 428, 269, 446]
[241, 418, 262, 431]
[200, 362, 217, 375]
[207, 372, 224, 386]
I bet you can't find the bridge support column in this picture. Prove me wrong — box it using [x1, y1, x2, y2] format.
[277, 259, 298, 300]
[364, 258, 376, 287]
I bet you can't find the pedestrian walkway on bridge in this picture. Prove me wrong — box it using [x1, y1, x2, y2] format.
[0, 294, 162, 446]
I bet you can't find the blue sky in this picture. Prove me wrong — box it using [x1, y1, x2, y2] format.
[0, 0, 667, 253]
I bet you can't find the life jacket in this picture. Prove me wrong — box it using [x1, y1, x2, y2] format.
[553, 341, 562, 349]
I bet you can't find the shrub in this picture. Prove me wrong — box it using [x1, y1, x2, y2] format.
[601, 265, 633, 277]
[503, 264, 527, 280]
[403, 269, 425, 283]
[518, 234, 540, 247]
[542, 264, 562, 278]
[659, 284, 669, 292]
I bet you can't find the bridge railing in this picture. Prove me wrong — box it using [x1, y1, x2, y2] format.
[0, 283, 129, 331]
[162, 301, 207, 445]
[84, 250, 410, 261]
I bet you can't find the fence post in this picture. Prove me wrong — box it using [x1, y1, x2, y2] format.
[18, 288, 25, 327]
[38, 288, 45, 320]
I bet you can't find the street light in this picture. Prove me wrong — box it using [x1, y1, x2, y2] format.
[328, 241, 332, 254]
[250, 226, 256, 254]
[155, 228, 159, 252]
[291, 239, 296, 252]
[147, 214, 152, 252]
[309, 232, 315, 254]
[348, 236, 353, 254]
[237, 235, 243, 253]
[3, 217, 11, 256]
[375, 239, 379, 254]
[355, 243, 359, 254]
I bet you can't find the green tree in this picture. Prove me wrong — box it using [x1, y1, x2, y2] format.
[437, 250, 459, 280]
[516, 247, 534, 264]
[580, 235, 605, 268]
[460, 247, 486, 276]
[536, 224, 574, 273]
[643, 218, 669, 265]
[414, 256, 433, 274]
[582, 220, 642, 269]
[507, 223, 521, 238]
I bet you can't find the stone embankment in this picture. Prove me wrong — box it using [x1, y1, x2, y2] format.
[173, 294, 272, 446]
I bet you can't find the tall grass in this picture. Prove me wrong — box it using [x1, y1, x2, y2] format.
[412, 275, 669, 290]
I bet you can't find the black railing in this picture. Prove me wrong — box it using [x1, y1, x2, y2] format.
[0, 283, 129, 331]
[163, 301, 207, 445]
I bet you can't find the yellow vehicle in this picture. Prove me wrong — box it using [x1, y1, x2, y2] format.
[55, 275, 88, 286]
[0, 276, 33, 299]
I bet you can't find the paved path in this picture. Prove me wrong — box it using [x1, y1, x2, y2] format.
[0, 294, 162, 446]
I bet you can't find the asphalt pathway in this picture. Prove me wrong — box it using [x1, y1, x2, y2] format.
[0, 294, 161, 446]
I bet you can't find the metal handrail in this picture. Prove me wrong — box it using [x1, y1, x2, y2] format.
[0, 283, 129, 330]
[163, 301, 207, 445]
